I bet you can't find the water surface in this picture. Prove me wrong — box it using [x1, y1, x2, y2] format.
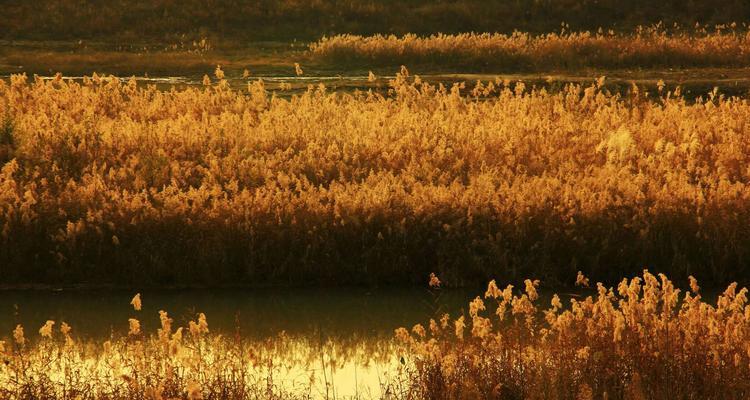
[0, 286, 479, 398]
[0, 286, 476, 340]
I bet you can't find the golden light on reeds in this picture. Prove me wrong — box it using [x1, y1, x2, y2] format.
[310, 26, 750, 70]
[38, 320, 54, 338]
[395, 271, 750, 398]
[1, 71, 749, 286]
[130, 293, 142, 311]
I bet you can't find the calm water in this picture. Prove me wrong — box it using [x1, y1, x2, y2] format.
[0, 286, 476, 340]
[0, 286, 479, 398]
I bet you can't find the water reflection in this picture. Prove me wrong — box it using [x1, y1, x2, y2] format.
[0, 286, 476, 339]
[0, 287, 472, 398]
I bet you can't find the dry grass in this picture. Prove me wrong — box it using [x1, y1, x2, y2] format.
[0, 39, 297, 77]
[310, 26, 750, 70]
[1, 71, 750, 286]
[395, 271, 750, 399]
[0, 50, 223, 76]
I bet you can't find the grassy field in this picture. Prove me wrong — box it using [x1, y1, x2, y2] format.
[1, 71, 749, 287]
[0, 39, 307, 77]
[1, 272, 748, 399]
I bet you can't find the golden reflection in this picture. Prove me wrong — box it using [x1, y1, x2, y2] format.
[0, 302, 401, 399]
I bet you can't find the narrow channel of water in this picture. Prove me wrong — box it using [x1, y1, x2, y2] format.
[4, 68, 750, 99]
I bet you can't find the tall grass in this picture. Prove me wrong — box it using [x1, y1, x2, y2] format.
[1, 71, 750, 286]
[310, 26, 750, 70]
[1, 272, 748, 399]
[396, 271, 750, 399]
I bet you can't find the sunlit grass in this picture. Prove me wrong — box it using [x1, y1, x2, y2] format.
[0, 308, 399, 399]
[396, 271, 750, 399]
[1, 70, 750, 286]
[310, 25, 750, 70]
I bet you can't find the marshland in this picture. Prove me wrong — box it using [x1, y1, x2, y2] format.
[2, 1, 750, 399]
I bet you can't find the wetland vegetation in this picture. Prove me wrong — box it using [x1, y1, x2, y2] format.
[2, 71, 750, 287]
[2, 1, 750, 399]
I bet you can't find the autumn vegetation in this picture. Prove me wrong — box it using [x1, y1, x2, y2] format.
[310, 25, 750, 70]
[1, 272, 749, 399]
[3, 2, 750, 399]
[0, 293, 396, 399]
[396, 271, 750, 399]
[0, 70, 749, 286]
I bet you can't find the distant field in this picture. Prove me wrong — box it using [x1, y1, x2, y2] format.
[310, 28, 750, 71]
[1, 71, 749, 287]
[2, 0, 749, 43]
[0, 40, 301, 77]
[5, 27, 750, 79]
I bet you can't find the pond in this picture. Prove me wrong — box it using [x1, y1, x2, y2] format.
[0, 286, 478, 398]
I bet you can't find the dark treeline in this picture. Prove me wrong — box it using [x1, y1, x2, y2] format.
[3, 0, 750, 44]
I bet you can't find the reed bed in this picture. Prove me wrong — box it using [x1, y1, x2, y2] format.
[310, 26, 750, 70]
[1, 272, 748, 399]
[1, 71, 750, 286]
[396, 271, 750, 399]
